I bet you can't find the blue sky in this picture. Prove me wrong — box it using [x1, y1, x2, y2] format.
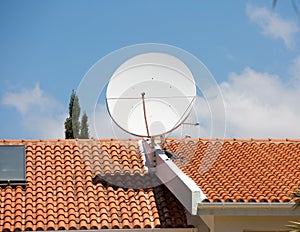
[1, 0, 300, 139]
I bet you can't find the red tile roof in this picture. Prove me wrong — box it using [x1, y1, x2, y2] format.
[0, 139, 188, 231]
[164, 138, 300, 203]
[1, 137, 300, 231]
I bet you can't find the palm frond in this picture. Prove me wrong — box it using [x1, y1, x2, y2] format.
[272, 0, 300, 19]
[286, 221, 300, 232]
[273, 0, 278, 9]
[291, 188, 300, 208]
[291, 0, 300, 19]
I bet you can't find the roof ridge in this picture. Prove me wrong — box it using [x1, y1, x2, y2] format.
[166, 137, 300, 144]
[1, 137, 300, 145]
[0, 138, 141, 143]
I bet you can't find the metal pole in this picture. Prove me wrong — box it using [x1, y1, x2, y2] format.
[141, 92, 150, 137]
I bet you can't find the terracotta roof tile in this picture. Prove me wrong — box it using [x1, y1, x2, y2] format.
[0, 139, 188, 231]
[164, 138, 300, 203]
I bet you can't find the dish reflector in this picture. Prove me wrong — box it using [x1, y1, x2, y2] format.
[106, 52, 196, 137]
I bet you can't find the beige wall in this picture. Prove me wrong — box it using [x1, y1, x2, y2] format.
[213, 215, 299, 232]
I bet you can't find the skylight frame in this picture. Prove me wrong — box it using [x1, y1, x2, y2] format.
[0, 145, 26, 186]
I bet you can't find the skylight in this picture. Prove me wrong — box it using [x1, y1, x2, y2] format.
[0, 145, 26, 186]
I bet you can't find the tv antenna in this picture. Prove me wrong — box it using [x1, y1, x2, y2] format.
[106, 52, 196, 143]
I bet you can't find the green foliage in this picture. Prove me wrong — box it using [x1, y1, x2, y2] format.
[79, 112, 90, 139]
[64, 90, 90, 139]
[64, 118, 73, 139]
[72, 91, 81, 138]
[68, 90, 75, 118]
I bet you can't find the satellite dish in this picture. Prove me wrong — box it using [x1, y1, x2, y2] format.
[106, 52, 196, 138]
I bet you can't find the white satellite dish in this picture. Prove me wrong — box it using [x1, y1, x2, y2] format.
[106, 52, 196, 138]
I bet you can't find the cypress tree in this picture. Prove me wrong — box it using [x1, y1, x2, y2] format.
[80, 112, 90, 139]
[71, 92, 81, 138]
[64, 117, 73, 139]
[64, 90, 89, 139]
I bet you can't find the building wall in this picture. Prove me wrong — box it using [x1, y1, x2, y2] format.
[213, 215, 299, 232]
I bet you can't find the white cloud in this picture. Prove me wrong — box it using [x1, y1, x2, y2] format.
[215, 67, 300, 138]
[246, 4, 299, 49]
[290, 55, 300, 81]
[2, 84, 66, 138]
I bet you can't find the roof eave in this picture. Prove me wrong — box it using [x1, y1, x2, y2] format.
[43, 228, 198, 232]
[197, 202, 300, 216]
